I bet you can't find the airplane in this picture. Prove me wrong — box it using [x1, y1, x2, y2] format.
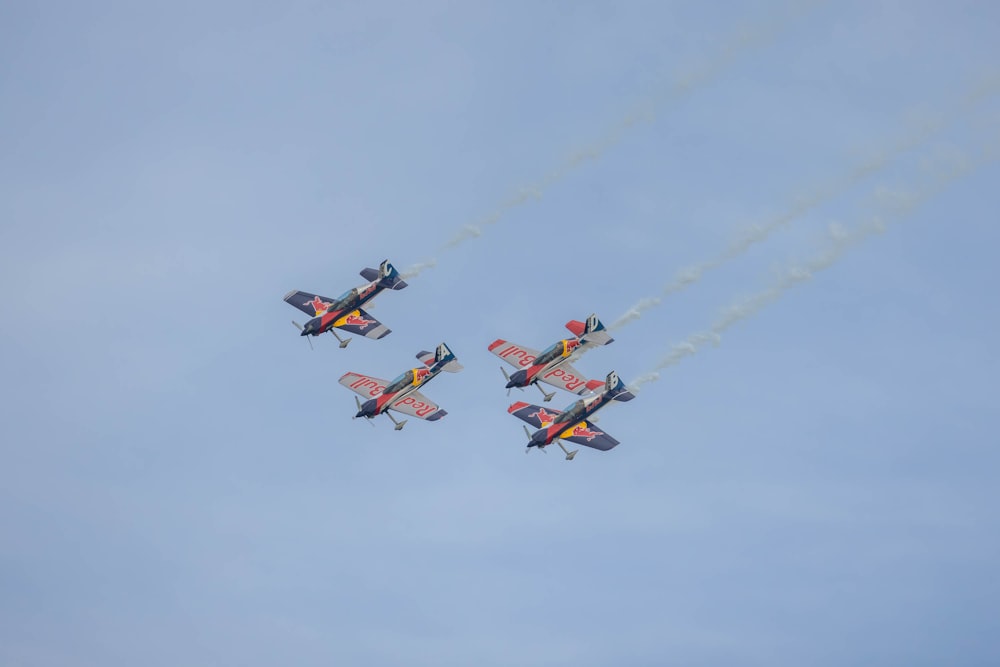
[339, 343, 463, 430]
[508, 370, 635, 460]
[488, 313, 614, 402]
[284, 259, 407, 348]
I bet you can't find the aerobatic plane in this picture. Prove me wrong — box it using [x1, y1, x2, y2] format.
[339, 343, 463, 430]
[488, 314, 614, 402]
[284, 259, 407, 348]
[508, 370, 635, 460]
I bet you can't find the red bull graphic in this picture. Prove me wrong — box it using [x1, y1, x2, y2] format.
[340, 311, 376, 329]
[414, 368, 431, 384]
[564, 338, 581, 355]
[491, 342, 537, 367]
[528, 407, 559, 426]
[568, 423, 603, 441]
[542, 367, 587, 392]
[308, 296, 332, 315]
[347, 374, 386, 397]
[396, 395, 437, 418]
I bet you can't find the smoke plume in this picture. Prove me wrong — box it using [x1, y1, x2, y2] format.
[611, 77, 1000, 329]
[401, 2, 824, 280]
[630, 140, 997, 391]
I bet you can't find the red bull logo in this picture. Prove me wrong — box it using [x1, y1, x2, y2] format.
[564, 338, 581, 355]
[569, 423, 603, 441]
[414, 368, 431, 384]
[308, 296, 332, 316]
[528, 408, 558, 426]
[341, 311, 375, 329]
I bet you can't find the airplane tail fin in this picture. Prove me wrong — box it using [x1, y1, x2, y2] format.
[417, 343, 463, 372]
[566, 313, 614, 346]
[604, 370, 635, 402]
[377, 259, 408, 290]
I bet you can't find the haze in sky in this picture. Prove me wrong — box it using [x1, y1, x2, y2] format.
[2, 2, 999, 665]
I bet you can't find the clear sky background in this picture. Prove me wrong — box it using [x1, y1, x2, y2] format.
[2, 1, 999, 664]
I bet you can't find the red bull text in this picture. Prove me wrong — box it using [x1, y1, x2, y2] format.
[542, 367, 587, 392]
[396, 395, 437, 418]
[348, 374, 386, 397]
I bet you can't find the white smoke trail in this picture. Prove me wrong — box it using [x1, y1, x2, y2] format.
[630, 140, 998, 391]
[401, 1, 825, 280]
[611, 76, 1000, 329]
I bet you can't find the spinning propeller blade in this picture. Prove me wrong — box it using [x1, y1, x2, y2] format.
[292, 321, 314, 350]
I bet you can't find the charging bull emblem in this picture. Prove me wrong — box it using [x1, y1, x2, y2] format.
[308, 296, 332, 316]
[341, 312, 375, 329]
[529, 408, 559, 426]
[569, 423, 603, 441]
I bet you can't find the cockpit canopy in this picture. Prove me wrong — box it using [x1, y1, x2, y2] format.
[555, 400, 586, 424]
[327, 288, 357, 313]
[384, 369, 416, 395]
[533, 340, 566, 367]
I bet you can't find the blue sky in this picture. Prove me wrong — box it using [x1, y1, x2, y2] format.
[2, 1, 999, 664]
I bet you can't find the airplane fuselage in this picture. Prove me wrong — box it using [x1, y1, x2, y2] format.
[505, 338, 582, 389]
[528, 390, 613, 448]
[302, 282, 381, 337]
[357, 366, 439, 418]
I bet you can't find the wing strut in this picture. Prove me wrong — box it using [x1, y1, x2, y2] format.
[534, 382, 556, 403]
[556, 440, 578, 461]
[386, 411, 407, 431]
[330, 329, 351, 348]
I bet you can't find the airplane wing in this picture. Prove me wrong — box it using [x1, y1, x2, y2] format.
[283, 290, 338, 317]
[559, 419, 620, 451]
[488, 339, 541, 369]
[333, 308, 391, 340]
[507, 401, 561, 428]
[536, 361, 605, 395]
[338, 372, 391, 399]
[389, 390, 447, 421]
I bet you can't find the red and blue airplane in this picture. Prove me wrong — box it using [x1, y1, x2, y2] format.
[508, 370, 635, 460]
[284, 259, 407, 348]
[488, 313, 614, 402]
[339, 343, 463, 430]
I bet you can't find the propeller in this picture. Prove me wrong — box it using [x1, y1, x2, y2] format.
[352, 396, 375, 426]
[501, 367, 524, 396]
[292, 321, 314, 350]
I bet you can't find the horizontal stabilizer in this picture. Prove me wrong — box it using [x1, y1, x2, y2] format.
[566, 313, 614, 346]
[613, 389, 636, 402]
